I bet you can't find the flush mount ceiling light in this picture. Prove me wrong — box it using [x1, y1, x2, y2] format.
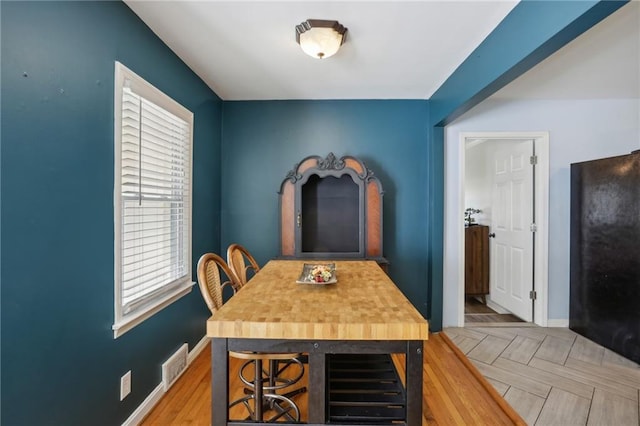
[295, 19, 347, 59]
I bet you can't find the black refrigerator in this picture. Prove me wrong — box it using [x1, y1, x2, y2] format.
[570, 151, 640, 364]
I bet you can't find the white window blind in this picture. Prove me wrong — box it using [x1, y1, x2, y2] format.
[113, 62, 194, 337]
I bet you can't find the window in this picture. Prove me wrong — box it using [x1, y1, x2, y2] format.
[113, 62, 194, 338]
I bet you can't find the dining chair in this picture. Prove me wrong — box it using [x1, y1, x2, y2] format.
[227, 244, 308, 389]
[197, 253, 306, 422]
[226, 243, 261, 287]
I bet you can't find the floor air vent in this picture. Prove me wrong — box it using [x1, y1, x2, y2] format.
[162, 343, 188, 391]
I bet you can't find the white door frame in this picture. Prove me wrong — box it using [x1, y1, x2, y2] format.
[445, 131, 549, 327]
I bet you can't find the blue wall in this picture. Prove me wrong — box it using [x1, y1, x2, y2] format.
[1, 2, 222, 424]
[1, 0, 625, 423]
[221, 100, 431, 318]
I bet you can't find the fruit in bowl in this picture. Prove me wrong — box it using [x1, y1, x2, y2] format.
[308, 264, 333, 283]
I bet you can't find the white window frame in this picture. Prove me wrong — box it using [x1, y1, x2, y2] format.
[112, 61, 194, 338]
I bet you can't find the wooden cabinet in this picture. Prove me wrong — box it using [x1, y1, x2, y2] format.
[465, 225, 489, 303]
[278, 153, 386, 267]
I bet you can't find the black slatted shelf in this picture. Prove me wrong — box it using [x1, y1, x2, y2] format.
[327, 354, 406, 424]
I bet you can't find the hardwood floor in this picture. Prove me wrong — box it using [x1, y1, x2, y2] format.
[465, 298, 525, 324]
[140, 327, 640, 425]
[445, 326, 640, 425]
[141, 333, 525, 425]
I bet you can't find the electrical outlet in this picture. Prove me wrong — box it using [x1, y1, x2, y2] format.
[120, 370, 131, 401]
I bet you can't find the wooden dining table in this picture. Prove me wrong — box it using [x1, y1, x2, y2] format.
[206, 259, 429, 425]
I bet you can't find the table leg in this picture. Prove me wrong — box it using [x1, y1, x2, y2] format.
[307, 351, 326, 423]
[406, 340, 424, 426]
[211, 338, 228, 426]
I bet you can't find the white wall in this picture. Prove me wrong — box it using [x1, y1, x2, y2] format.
[464, 142, 491, 226]
[444, 98, 639, 326]
[442, 2, 639, 327]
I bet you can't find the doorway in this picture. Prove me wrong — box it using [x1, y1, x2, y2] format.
[443, 132, 549, 328]
[464, 138, 535, 324]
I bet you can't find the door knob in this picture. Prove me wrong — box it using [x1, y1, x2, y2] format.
[488, 233, 496, 238]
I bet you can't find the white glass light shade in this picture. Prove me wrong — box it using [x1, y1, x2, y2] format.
[299, 27, 342, 59]
[296, 20, 347, 59]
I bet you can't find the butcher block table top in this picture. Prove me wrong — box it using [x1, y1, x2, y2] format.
[206, 259, 428, 341]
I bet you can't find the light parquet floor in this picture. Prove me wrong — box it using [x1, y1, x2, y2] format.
[444, 326, 640, 426]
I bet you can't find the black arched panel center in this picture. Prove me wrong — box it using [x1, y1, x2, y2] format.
[301, 174, 359, 253]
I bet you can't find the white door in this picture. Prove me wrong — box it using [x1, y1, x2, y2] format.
[490, 140, 534, 321]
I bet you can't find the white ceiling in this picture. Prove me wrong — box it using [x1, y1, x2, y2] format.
[124, 0, 639, 101]
[493, 0, 639, 100]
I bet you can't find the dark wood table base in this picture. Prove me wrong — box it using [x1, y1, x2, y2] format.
[212, 338, 424, 425]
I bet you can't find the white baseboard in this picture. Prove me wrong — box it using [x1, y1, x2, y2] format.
[546, 319, 569, 328]
[188, 336, 210, 364]
[122, 384, 164, 426]
[122, 335, 210, 426]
